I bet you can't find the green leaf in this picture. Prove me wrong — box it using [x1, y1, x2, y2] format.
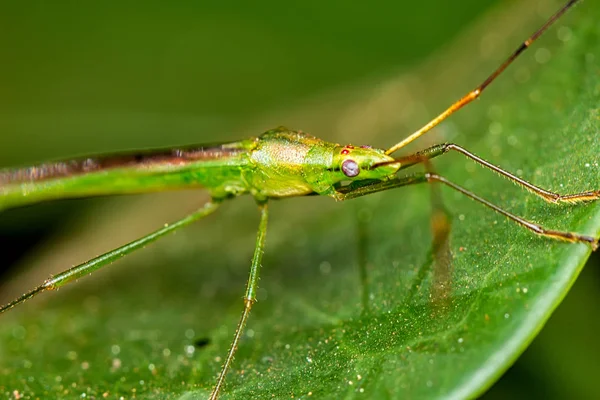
[1, 1, 599, 399]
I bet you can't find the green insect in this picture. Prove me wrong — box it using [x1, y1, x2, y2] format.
[0, 0, 595, 398]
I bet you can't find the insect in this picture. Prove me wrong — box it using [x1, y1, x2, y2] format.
[0, 0, 596, 398]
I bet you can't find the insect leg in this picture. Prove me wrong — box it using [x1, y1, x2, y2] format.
[387, 143, 600, 204]
[336, 173, 598, 249]
[0, 200, 221, 314]
[210, 201, 269, 400]
[385, 0, 580, 155]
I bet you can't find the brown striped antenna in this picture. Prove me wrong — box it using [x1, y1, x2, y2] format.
[386, 0, 580, 155]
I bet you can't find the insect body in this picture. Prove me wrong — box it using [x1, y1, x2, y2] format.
[0, 128, 399, 208]
[0, 0, 596, 399]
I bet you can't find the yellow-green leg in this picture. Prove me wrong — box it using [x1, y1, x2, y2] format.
[210, 202, 269, 400]
[0, 201, 221, 313]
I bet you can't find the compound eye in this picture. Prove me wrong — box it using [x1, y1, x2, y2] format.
[341, 159, 360, 177]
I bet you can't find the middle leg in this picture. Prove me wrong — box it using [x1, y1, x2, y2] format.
[210, 201, 269, 400]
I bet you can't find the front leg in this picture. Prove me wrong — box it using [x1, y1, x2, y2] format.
[333, 175, 428, 201]
[333, 172, 598, 249]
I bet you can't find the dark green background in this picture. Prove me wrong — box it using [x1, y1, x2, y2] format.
[1, 0, 598, 398]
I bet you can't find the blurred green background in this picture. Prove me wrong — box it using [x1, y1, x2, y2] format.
[0, 0, 598, 398]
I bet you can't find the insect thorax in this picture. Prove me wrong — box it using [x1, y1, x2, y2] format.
[242, 128, 337, 199]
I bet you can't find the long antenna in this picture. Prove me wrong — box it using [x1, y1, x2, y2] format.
[386, 0, 580, 155]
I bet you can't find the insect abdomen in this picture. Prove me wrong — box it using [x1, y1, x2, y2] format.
[0, 141, 254, 210]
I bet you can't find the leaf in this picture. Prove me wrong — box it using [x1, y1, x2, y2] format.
[1, 1, 599, 399]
